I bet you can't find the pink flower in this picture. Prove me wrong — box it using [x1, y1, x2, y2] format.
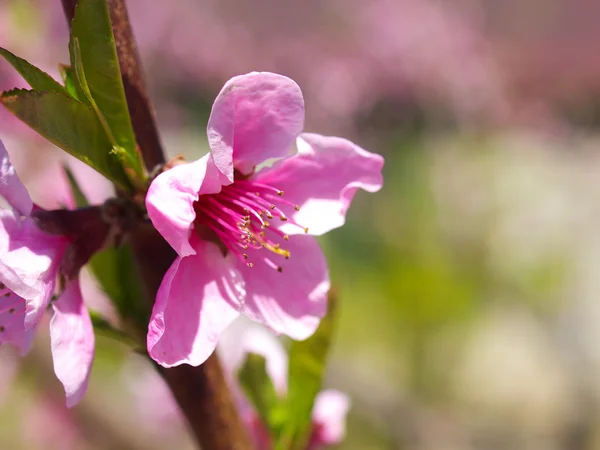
[0, 140, 94, 407]
[146, 72, 384, 367]
[308, 390, 351, 449]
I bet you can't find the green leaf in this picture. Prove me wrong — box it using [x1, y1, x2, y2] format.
[1, 89, 132, 190]
[0, 47, 69, 95]
[276, 294, 338, 450]
[63, 166, 89, 208]
[58, 65, 80, 101]
[88, 243, 148, 332]
[70, 0, 144, 179]
[238, 353, 282, 430]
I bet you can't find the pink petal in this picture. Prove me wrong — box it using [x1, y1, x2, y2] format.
[147, 238, 244, 367]
[0, 290, 34, 355]
[310, 390, 351, 446]
[0, 212, 65, 327]
[238, 235, 329, 340]
[207, 72, 305, 180]
[0, 140, 33, 217]
[50, 279, 95, 408]
[255, 133, 384, 236]
[146, 154, 226, 257]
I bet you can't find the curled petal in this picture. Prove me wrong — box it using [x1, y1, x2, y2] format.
[148, 238, 244, 367]
[0, 212, 64, 327]
[50, 279, 95, 408]
[207, 72, 305, 180]
[146, 154, 226, 257]
[310, 390, 351, 447]
[0, 140, 32, 217]
[255, 133, 384, 236]
[238, 235, 329, 340]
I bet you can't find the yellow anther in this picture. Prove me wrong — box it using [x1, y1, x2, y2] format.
[280, 216, 288, 221]
[277, 191, 284, 196]
[264, 243, 291, 259]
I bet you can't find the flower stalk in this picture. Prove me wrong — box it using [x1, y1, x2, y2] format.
[59, 1, 254, 449]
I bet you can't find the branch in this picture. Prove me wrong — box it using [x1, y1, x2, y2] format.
[60, 1, 254, 449]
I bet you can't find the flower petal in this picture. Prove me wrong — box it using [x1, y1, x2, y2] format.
[0, 140, 33, 217]
[0, 290, 34, 356]
[207, 72, 305, 180]
[255, 133, 384, 236]
[238, 235, 329, 340]
[147, 238, 244, 367]
[50, 279, 95, 408]
[0, 212, 65, 327]
[146, 154, 226, 257]
[310, 389, 351, 446]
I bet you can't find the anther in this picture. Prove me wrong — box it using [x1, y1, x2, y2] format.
[304, 227, 309, 234]
[280, 216, 288, 221]
[255, 192, 260, 196]
[8, 308, 14, 314]
[247, 263, 254, 268]
[294, 205, 300, 211]
[277, 191, 284, 196]
[265, 211, 274, 219]
[277, 266, 283, 273]
[243, 254, 248, 259]
[284, 235, 289, 240]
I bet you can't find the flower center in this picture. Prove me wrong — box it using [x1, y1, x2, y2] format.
[193, 179, 307, 271]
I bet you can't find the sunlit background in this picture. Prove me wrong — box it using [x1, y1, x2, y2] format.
[2, 0, 600, 448]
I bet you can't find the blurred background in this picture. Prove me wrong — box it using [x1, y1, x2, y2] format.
[2, 0, 600, 448]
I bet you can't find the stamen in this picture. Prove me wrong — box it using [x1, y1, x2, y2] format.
[194, 178, 307, 264]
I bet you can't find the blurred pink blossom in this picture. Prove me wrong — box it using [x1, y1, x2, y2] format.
[23, 395, 84, 450]
[0, 140, 94, 407]
[221, 325, 351, 450]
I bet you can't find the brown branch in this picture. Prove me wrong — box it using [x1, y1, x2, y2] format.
[60, 1, 254, 449]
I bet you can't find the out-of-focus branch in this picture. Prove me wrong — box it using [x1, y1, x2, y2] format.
[60, 1, 254, 449]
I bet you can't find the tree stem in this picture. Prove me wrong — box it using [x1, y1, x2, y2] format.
[60, 1, 254, 449]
